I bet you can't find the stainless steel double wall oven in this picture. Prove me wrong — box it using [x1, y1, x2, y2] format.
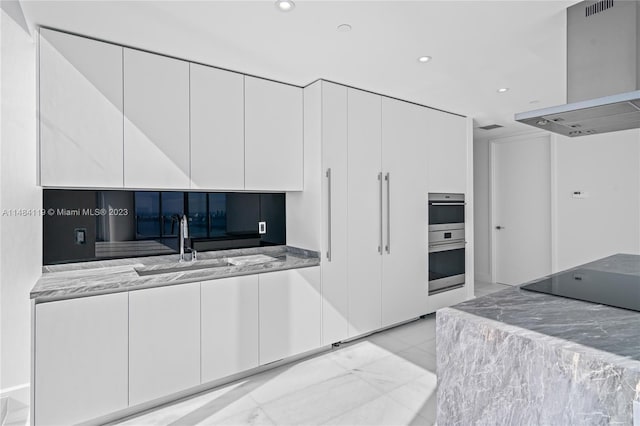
[428, 193, 466, 294]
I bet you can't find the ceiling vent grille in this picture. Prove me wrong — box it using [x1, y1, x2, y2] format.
[586, 0, 614, 17]
[478, 124, 503, 130]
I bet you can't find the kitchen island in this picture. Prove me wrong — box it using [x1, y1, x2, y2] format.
[437, 254, 640, 425]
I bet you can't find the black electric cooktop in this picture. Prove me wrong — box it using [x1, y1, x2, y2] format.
[521, 269, 640, 313]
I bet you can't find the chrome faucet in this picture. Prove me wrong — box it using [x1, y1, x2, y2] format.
[177, 215, 196, 262]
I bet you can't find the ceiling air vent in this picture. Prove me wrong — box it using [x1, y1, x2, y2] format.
[586, 0, 614, 17]
[478, 124, 503, 130]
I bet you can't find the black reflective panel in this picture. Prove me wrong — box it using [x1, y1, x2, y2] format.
[429, 248, 465, 281]
[429, 204, 464, 225]
[187, 193, 208, 238]
[161, 192, 184, 236]
[522, 269, 640, 313]
[43, 190, 287, 265]
[135, 192, 160, 238]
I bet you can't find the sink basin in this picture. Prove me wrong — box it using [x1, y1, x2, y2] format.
[134, 254, 280, 276]
[135, 259, 231, 276]
[226, 254, 279, 266]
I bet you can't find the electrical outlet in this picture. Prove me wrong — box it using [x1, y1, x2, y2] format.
[74, 228, 86, 245]
[258, 221, 267, 235]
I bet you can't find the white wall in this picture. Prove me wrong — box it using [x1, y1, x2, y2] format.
[0, 7, 42, 406]
[554, 129, 640, 270]
[474, 128, 640, 282]
[473, 138, 491, 282]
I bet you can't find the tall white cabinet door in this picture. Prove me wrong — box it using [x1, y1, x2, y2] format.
[259, 267, 321, 365]
[321, 82, 349, 344]
[124, 48, 190, 189]
[35, 293, 128, 426]
[39, 29, 124, 187]
[381, 99, 430, 327]
[347, 88, 382, 337]
[244, 76, 303, 191]
[190, 64, 245, 190]
[427, 111, 467, 193]
[129, 283, 200, 405]
[201, 276, 259, 383]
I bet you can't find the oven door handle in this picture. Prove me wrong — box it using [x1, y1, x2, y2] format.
[429, 202, 466, 206]
[428, 241, 466, 253]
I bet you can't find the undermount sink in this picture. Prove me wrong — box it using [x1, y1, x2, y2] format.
[226, 254, 278, 266]
[134, 254, 279, 276]
[134, 259, 231, 276]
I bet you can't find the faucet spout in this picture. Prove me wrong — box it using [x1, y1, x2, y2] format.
[179, 214, 189, 262]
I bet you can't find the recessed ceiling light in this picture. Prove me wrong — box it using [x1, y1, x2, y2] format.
[337, 24, 352, 32]
[418, 56, 432, 63]
[497, 87, 509, 93]
[275, 0, 295, 12]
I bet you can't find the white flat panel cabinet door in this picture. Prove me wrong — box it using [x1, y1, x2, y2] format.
[381, 98, 430, 327]
[39, 29, 123, 187]
[428, 112, 467, 193]
[259, 267, 321, 365]
[190, 64, 244, 190]
[129, 282, 200, 405]
[347, 88, 382, 337]
[35, 293, 128, 426]
[124, 48, 190, 189]
[201, 275, 259, 383]
[321, 82, 349, 344]
[244, 76, 303, 191]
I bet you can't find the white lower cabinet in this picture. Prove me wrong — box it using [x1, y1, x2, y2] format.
[128, 282, 200, 405]
[259, 267, 322, 364]
[35, 293, 128, 426]
[201, 275, 259, 383]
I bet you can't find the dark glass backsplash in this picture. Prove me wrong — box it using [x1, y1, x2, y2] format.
[43, 190, 286, 265]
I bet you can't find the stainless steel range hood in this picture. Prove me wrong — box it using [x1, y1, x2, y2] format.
[515, 0, 640, 137]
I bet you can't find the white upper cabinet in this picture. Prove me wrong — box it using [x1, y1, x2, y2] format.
[39, 29, 124, 187]
[190, 64, 245, 190]
[427, 112, 467, 193]
[244, 76, 303, 191]
[123, 48, 190, 189]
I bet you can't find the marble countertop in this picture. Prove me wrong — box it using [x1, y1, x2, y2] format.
[443, 253, 640, 369]
[32, 245, 320, 302]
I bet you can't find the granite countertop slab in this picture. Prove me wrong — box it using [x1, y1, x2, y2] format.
[443, 253, 640, 367]
[32, 245, 320, 302]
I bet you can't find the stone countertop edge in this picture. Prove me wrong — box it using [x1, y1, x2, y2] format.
[32, 245, 320, 302]
[437, 306, 640, 375]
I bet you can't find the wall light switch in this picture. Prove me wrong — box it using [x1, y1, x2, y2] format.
[258, 221, 267, 235]
[74, 228, 86, 245]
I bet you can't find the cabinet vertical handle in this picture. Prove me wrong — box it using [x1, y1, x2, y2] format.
[378, 172, 383, 254]
[385, 172, 390, 254]
[326, 168, 332, 262]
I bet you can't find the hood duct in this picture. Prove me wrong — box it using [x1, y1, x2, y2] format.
[515, 0, 640, 137]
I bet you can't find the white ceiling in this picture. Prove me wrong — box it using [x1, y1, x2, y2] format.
[20, 0, 578, 137]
